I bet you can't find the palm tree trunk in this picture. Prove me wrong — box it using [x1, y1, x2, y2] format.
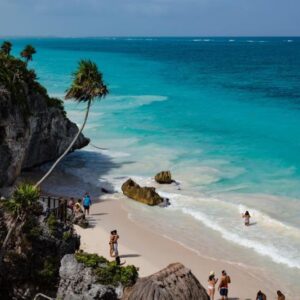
[35, 100, 91, 188]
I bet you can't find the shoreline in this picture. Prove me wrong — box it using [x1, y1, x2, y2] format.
[75, 196, 275, 299]
[21, 168, 280, 299]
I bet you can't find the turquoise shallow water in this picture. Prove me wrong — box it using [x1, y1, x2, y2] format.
[5, 37, 300, 295]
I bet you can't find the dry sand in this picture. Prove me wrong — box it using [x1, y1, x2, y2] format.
[75, 197, 275, 300]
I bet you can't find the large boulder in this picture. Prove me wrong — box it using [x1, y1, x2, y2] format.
[155, 171, 173, 184]
[57, 254, 118, 300]
[124, 263, 209, 300]
[121, 179, 164, 206]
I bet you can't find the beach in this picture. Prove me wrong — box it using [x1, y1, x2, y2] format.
[75, 197, 276, 300]
[23, 167, 278, 300]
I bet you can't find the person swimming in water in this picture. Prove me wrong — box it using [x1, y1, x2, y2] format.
[242, 210, 251, 226]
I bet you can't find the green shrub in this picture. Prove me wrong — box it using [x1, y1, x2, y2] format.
[62, 231, 72, 241]
[46, 97, 66, 114]
[47, 213, 58, 235]
[75, 252, 108, 268]
[75, 252, 139, 287]
[38, 257, 58, 283]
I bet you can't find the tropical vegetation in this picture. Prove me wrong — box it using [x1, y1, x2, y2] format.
[75, 252, 139, 287]
[35, 59, 108, 187]
[0, 41, 12, 56]
[20, 44, 36, 64]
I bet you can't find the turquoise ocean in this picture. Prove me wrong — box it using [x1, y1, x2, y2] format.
[6, 37, 300, 296]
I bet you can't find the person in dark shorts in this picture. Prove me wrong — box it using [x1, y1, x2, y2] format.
[218, 270, 231, 300]
[83, 192, 92, 215]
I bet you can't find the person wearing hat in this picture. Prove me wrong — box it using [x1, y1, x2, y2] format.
[207, 271, 218, 300]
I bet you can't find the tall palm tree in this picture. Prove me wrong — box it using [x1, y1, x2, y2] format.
[20, 45, 36, 64]
[0, 183, 40, 267]
[35, 60, 108, 187]
[0, 41, 12, 56]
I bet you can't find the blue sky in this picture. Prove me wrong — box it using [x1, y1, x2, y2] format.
[0, 0, 299, 36]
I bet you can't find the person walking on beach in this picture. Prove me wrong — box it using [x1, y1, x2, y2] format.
[256, 290, 267, 300]
[83, 192, 92, 215]
[277, 290, 285, 300]
[242, 210, 251, 226]
[218, 270, 231, 300]
[109, 230, 119, 257]
[207, 271, 218, 300]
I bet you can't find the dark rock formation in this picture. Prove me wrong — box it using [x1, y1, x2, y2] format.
[0, 59, 89, 187]
[124, 263, 209, 300]
[57, 254, 119, 300]
[121, 179, 164, 206]
[0, 202, 80, 299]
[155, 171, 173, 184]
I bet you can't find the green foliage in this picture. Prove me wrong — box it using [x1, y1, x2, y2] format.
[62, 231, 72, 241]
[20, 44, 36, 63]
[1, 41, 12, 56]
[46, 97, 66, 116]
[95, 261, 138, 287]
[38, 257, 58, 283]
[75, 252, 139, 287]
[4, 183, 40, 217]
[75, 252, 108, 267]
[23, 214, 42, 239]
[47, 213, 58, 235]
[0, 46, 67, 120]
[65, 59, 108, 103]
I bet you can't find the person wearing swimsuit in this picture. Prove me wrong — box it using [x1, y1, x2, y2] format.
[242, 210, 251, 226]
[218, 270, 231, 300]
[207, 271, 218, 300]
[109, 230, 119, 257]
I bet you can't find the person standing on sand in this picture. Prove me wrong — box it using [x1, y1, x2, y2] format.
[83, 192, 92, 215]
[242, 210, 251, 226]
[218, 270, 231, 300]
[256, 290, 267, 300]
[109, 230, 119, 257]
[277, 290, 285, 300]
[207, 271, 218, 300]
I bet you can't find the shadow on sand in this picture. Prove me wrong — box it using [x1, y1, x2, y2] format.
[120, 254, 141, 258]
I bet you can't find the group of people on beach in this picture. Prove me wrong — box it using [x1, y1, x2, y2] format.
[207, 270, 231, 300]
[67, 192, 92, 216]
[207, 270, 285, 300]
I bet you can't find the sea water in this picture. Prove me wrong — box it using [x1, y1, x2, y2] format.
[6, 37, 300, 296]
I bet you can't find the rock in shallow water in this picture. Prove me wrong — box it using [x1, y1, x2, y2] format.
[155, 171, 173, 184]
[121, 179, 164, 206]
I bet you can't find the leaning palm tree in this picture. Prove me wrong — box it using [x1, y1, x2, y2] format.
[0, 41, 12, 56]
[20, 44, 36, 64]
[35, 60, 108, 187]
[0, 183, 40, 267]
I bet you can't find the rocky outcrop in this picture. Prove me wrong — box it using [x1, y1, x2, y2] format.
[0, 202, 80, 299]
[155, 171, 173, 184]
[57, 254, 119, 300]
[0, 71, 89, 187]
[121, 179, 163, 206]
[124, 263, 209, 300]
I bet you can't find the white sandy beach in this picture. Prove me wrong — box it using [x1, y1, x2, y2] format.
[75, 197, 276, 300]
[21, 169, 280, 300]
